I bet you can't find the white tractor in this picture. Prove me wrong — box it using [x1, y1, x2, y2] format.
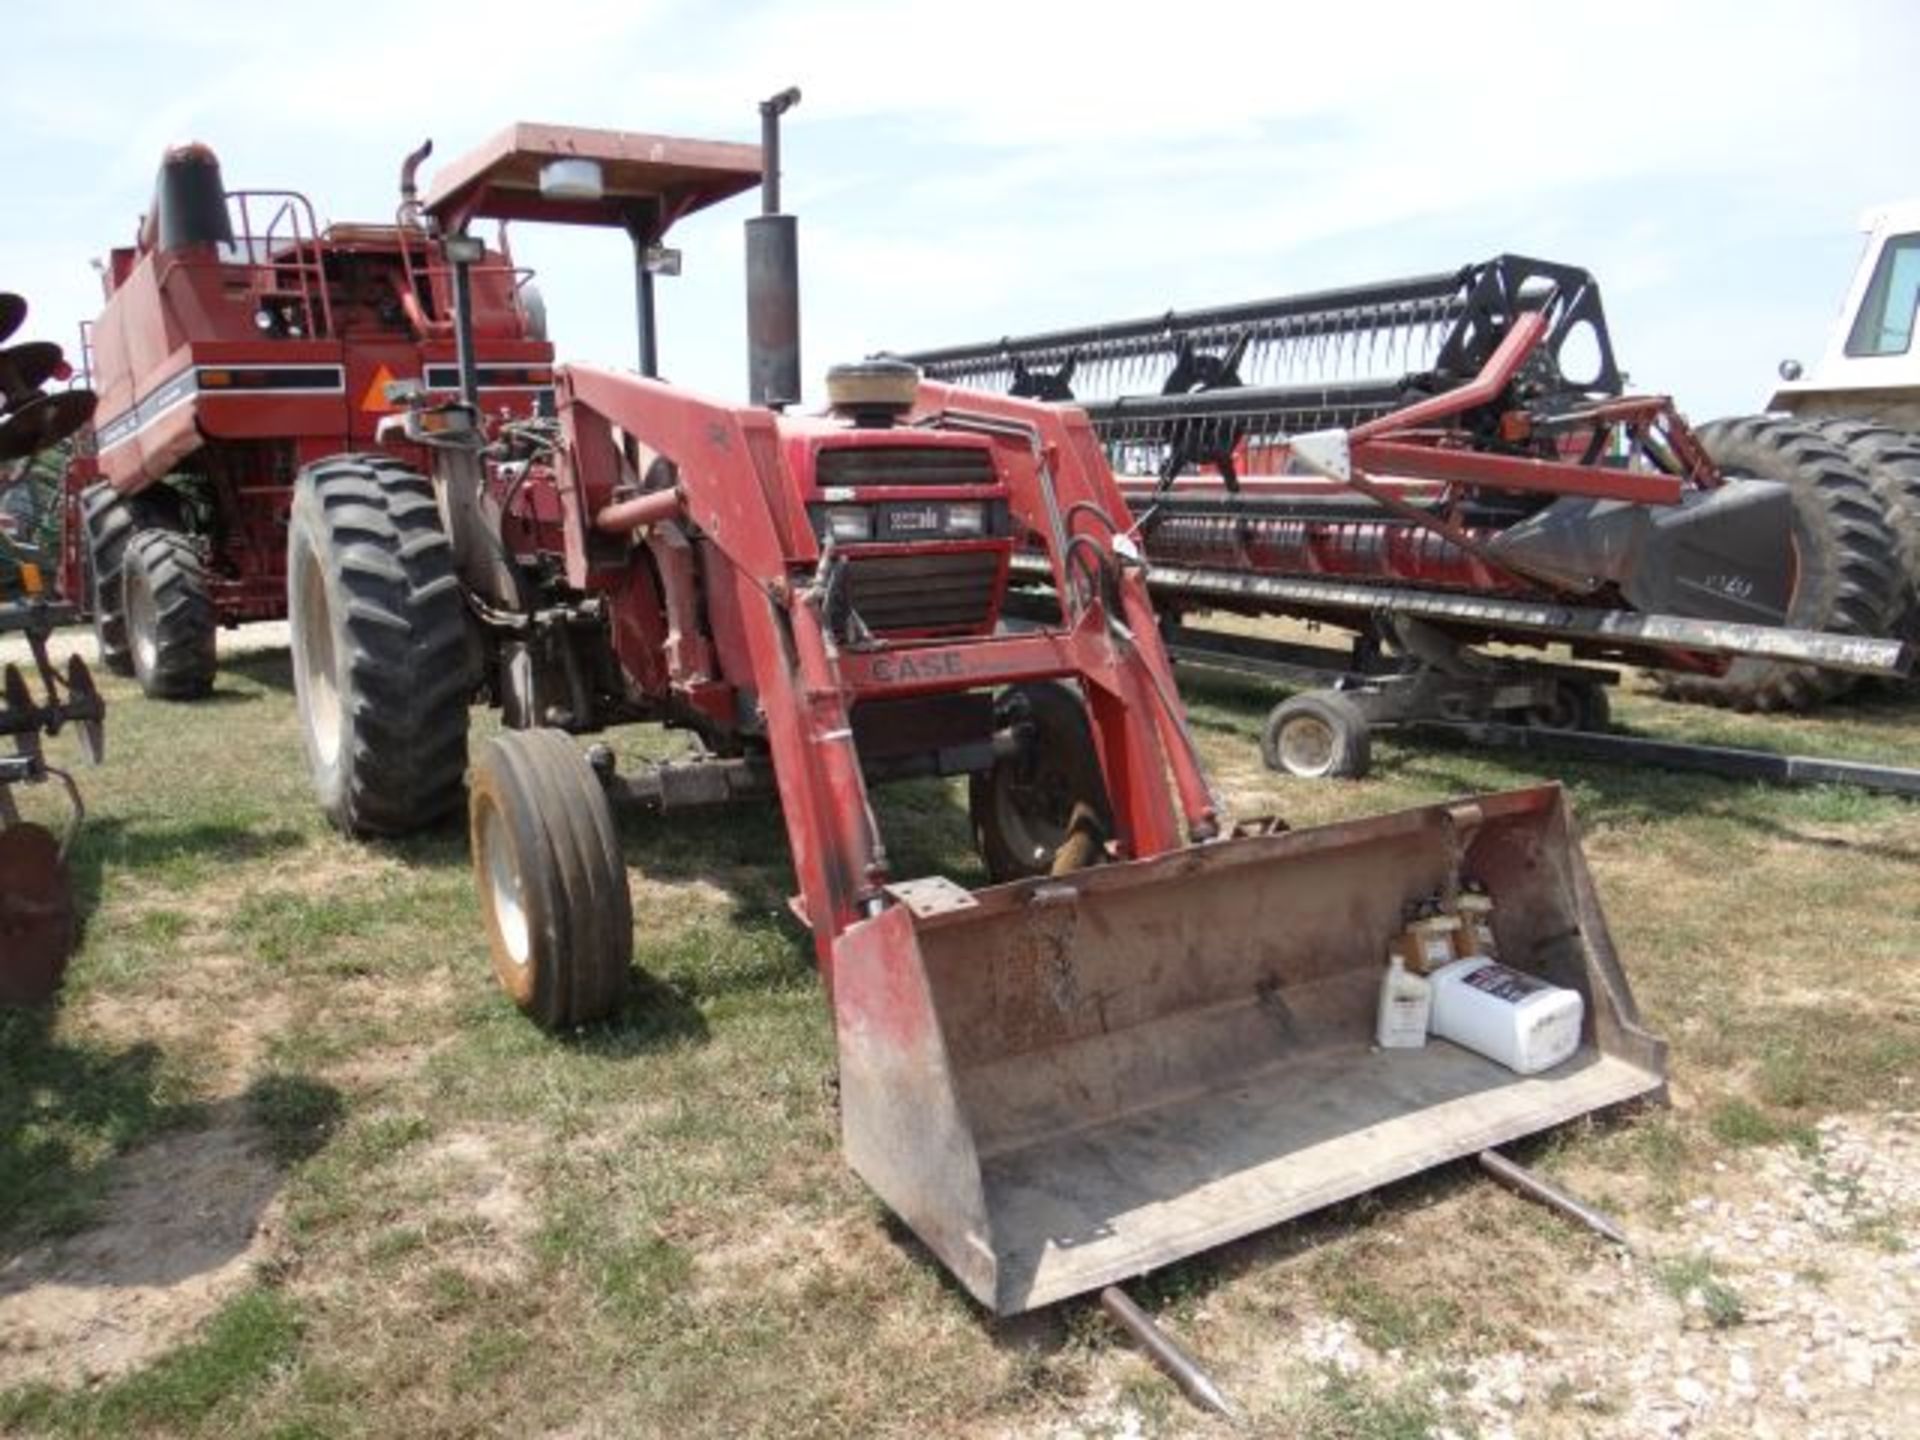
[1664, 204, 1920, 709]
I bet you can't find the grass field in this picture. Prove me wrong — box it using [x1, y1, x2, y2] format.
[2, 626, 1916, 1438]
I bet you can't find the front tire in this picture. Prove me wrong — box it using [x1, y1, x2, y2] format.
[123, 528, 216, 699]
[969, 681, 1114, 883]
[288, 454, 471, 836]
[79, 485, 138, 675]
[470, 729, 632, 1029]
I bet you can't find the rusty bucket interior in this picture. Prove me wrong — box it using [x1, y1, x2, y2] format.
[831, 784, 1666, 1316]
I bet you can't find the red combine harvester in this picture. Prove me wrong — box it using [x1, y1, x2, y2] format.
[284, 93, 1665, 1344]
[59, 142, 554, 697]
[898, 270, 1916, 786]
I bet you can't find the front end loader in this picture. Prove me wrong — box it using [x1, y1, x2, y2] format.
[286, 97, 1665, 1317]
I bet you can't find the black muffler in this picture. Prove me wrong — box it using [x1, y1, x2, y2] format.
[746, 88, 803, 410]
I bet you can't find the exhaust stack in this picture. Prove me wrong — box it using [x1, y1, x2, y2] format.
[746, 87, 802, 410]
[151, 143, 234, 252]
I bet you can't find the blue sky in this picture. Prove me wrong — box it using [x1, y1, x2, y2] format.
[1, 0, 1912, 419]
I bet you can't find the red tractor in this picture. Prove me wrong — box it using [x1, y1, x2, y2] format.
[285, 96, 1666, 1320]
[60, 141, 553, 697]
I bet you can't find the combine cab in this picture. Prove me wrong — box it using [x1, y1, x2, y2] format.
[60, 142, 554, 698]
[284, 94, 1666, 1337]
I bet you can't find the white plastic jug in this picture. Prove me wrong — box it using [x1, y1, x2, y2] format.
[1427, 958, 1582, 1075]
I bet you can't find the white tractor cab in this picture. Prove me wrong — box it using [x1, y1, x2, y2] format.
[1772, 201, 1920, 428]
[1662, 201, 1920, 711]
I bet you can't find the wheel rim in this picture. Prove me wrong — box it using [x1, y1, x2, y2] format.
[480, 802, 531, 968]
[126, 560, 158, 675]
[296, 547, 343, 769]
[1278, 714, 1337, 776]
[1525, 686, 1582, 731]
[996, 762, 1075, 866]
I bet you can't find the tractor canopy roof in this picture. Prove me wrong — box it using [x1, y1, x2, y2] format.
[424, 123, 762, 238]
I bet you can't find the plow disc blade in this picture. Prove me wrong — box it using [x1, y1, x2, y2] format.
[833, 785, 1665, 1315]
[0, 821, 75, 1006]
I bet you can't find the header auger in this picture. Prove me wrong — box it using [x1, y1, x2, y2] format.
[285, 95, 1666, 1318]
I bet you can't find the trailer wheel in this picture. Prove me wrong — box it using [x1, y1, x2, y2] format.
[1261, 690, 1372, 779]
[122, 528, 216, 699]
[288, 454, 472, 836]
[1810, 420, 1920, 670]
[470, 729, 631, 1029]
[1523, 678, 1610, 733]
[1657, 417, 1902, 712]
[970, 681, 1114, 882]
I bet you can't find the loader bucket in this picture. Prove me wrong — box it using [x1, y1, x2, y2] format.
[832, 784, 1665, 1315]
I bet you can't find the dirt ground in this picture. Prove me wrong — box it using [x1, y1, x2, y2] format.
[1, 619, 1915, 1437]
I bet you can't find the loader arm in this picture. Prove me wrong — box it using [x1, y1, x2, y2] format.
[553, 364, 1216, 977]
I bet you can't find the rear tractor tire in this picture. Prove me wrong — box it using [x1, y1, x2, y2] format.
[1811, 419, 1920, 668]
[470, 729, 632, 1029]
[970, 681, 1115, 883]
[288, 454, 472, 836]
[1657, 417, 1902, 712]
[1261, 690, 1372, 780]
[123, 528, 216, 700]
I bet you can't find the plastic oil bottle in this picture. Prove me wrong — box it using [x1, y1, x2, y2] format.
[1375, 952, 1433, 1049]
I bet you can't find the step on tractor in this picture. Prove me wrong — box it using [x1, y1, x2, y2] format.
[1757, 200, 1920, 674]
[59, 140, 555, 699]
[287, 95, 1666, 1321]
[894, 259, 1913, 776]
[1, 287, 105, 1003]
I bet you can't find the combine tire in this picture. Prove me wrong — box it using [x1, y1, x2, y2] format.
[970, 681, 1114, 882]
[1657, 417, 1902, 712]
[288, 454, 471, 836]
[470, 729, 631, 1029]
[122, 529, 216, 699]
[78, 485, 139, 675]
[1811, 420, 1920, 666]
[1261, 690, 1372, 779]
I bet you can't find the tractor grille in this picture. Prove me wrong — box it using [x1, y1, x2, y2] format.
[817, 445, 996, 489]
[845, 550, 1000, 633]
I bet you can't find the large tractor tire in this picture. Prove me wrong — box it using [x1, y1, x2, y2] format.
[1657, 417, 1903, 712]
[1811, 419, 1920, 666]
[79, 484, 185, 676]
[470, 728, 631, 1029]
[122, 528, 216, 699]
[969, 681, 1114, 882]
[78, 485, 140, 675]
[288, 454, 471, 836]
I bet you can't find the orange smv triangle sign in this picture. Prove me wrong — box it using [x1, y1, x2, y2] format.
[360, 364, 399, 413]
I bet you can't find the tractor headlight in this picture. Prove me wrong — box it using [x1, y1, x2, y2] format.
[943, 502, 986, 536]
[824, 505, 873, 543]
